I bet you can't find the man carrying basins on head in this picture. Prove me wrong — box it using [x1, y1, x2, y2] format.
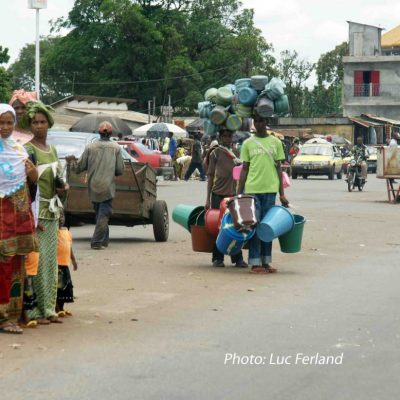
[238, 113, 289, 274]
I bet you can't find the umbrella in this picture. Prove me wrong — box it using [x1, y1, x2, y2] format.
[70, 114, 132, 137]
[133, 122, 187, 139]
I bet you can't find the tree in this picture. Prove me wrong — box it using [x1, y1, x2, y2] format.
[10, 0, 276, 114]
[0, 46, 12, 103]
[8, 38, 62, 103]
[277, 50, 314, 117]
[316, 42, 348, 86]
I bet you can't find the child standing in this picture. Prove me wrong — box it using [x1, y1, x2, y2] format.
[56, 213, 77, 317]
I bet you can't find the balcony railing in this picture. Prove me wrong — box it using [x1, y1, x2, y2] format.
[344, 84, 400, 99]
[353, 83, 380, 97]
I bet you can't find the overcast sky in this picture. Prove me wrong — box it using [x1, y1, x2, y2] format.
[1, 0, 400, 72]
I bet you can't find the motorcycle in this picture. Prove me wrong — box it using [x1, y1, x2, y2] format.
[346, 155, 366, 192]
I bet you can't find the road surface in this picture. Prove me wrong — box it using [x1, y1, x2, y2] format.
[1, 176, 399, 400]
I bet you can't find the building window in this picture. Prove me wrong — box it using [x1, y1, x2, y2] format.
[354, 70, 380, 96]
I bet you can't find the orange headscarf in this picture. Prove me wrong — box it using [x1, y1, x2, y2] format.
[9, 89, 38, 106]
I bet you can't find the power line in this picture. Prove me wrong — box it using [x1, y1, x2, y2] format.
[134, 74, 234, 114]
[55, 64, 241, 86]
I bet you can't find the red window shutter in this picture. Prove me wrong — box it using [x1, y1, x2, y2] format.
[371, 71, 380, 96]
[354, 71, 363, 96]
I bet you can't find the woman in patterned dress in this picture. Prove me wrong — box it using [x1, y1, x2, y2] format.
[23, 101, 68, 325]
[0, 104, 38, 334]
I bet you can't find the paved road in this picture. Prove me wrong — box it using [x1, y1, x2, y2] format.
[1, 176, 399, 400]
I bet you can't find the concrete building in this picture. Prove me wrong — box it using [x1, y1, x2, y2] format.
[270, 117, 354, 142]
[342, 21, 400, 123]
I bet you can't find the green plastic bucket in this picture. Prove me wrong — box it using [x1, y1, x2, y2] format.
[278, 214, 305, 253]
[172, 204, 205, 232]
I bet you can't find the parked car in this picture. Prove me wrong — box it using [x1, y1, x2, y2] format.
[291, 143, 344, 180]
[119, 141, 174, 179]
[47, 131, 137, 167]
[46, 131, 169, 242]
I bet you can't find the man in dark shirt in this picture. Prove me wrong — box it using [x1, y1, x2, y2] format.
[184, 133, 206, 181]
[206, 127, 247, 268]
[351, 136, 368, 181]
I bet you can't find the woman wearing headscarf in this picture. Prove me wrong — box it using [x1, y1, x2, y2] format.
[9, 89, 37, 145]
[22, 101, 67, 324]
[0, 104, 38, 334]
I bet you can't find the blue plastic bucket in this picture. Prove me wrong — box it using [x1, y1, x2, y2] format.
[256, 205, 295, 243]
[216, 213, 255, 255]
[238, 87, 258, 106]
[235, 78, 251, 91]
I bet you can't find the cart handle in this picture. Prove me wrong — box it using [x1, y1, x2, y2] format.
[128, 160, 144, 201]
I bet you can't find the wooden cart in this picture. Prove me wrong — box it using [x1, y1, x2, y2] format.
[65, 160, 169, 241]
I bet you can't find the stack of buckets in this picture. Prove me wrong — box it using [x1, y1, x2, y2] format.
[172, 203, 305, 255]
[199, 75, 290, 136]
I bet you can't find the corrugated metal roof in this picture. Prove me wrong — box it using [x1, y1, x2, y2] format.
[362, 114, 400, 125]
[65, 107, 155, 124]
[349, 117, 383, 128]
[273, 128, 313, 138]
[382, 24, 400, 48]
[52, 95, 136, 107]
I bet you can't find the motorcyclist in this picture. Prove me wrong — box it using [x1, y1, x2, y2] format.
[350, 136, 369, 182]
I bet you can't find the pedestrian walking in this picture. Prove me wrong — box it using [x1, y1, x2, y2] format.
[206, 127, 247, 268]
[23, 101, 66, 324]
[168, 132, 178, 180]
[66, 122, 124, 250]
[0, 104, 38, 334]
[184, 133, 206, 181]
[238, 113, 289, 274]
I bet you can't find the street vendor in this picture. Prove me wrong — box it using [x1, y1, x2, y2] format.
[238, 113, 289, 274]
[205, 126, 247, 268]
[66, 122, 124, 250]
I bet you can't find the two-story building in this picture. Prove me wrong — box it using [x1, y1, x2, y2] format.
[342, 22, 400, 143]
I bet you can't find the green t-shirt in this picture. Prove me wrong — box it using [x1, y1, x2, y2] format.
[25, 143, 62, 220]
[240, 135, 285, 194]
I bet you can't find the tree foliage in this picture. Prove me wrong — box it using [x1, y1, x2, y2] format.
[277, 50, 314, 117]
[316, 42, 348, 86]
[10, 0, 275, 113]
[0, 46, 12, 103]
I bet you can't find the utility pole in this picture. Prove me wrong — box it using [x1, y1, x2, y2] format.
[148, 100, 152, 124]
[28, 0, 47, 99]
[168, 94, 172, 123]
[153, 97, 156, 120]
[72, 72, 77, 95]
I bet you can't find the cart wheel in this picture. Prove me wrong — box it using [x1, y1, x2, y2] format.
[152, 200, 169, 242]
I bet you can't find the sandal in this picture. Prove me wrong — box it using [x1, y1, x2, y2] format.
[263, 264, 278, 273]
[57, 311, 67, 318]
[249, 266, 269, 274]
[48, 316, 63, 324]
[64, 310, 73, 317]
[20, 320, 38, 329]
[0, 321, 23, 334]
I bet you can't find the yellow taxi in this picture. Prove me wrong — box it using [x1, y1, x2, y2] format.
[291, 143, 344, 180]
